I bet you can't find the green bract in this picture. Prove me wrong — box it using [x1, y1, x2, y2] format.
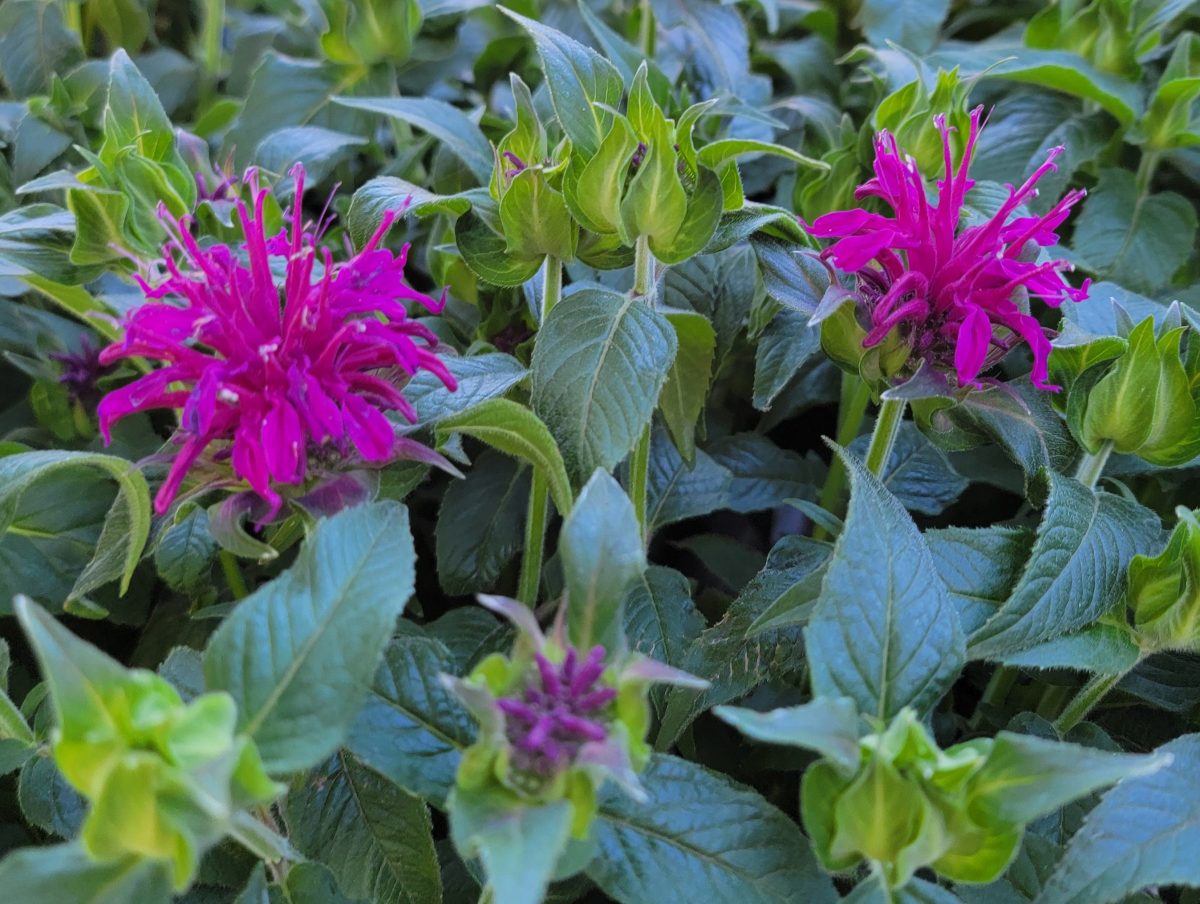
[1128, 507, 1200, 652]
[15, 598, 280, 889]
[721, 703, 1163, 893]
[1060, 309, 1200, 466]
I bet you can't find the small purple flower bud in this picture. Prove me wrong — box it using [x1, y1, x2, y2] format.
[502, 151, 526, 180]
[497, 643, 616, 778]
[630, 142, 647, 171]
[49, 336, 114, 407]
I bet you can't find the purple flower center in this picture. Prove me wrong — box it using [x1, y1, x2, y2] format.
[807, 105, 1090, 391]
[496, 645, 616, 777]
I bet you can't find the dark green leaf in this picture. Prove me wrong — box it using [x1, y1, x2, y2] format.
[532, 288, 677, 483]
[347, 635, 475, 807]
[968, 473, 1161, 659]
[204, 502, 416, 773]
[806, 450, 965, 719]
[588, 754, 837, 904]
[287, 751, 441, 904]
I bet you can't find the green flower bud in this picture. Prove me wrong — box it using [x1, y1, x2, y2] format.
[15, 600, 280, 890]
[1128, 507, 1200, 652]
[1072, 314, 1200, 466]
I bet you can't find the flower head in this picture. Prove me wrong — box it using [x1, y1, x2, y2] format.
[808, 106, 1090, 390]
[497, 645, 617, 776]
[98, 164, 457, 517]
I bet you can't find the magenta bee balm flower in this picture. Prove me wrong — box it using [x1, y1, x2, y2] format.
[98, 164, 457, 517]
[808, 106, 1089, 390]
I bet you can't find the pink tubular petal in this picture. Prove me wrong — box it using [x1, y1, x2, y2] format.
[953, 306, 993, 385]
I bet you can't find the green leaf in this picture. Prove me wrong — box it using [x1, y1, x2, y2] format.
[436, 452, 530, 596]
[696, 138, 827, 174]
[154, 508, 218, 597]
[930, 45, 1143, 126]
[806, 450, 965, 719]
[714, 698, 862, 772]
[1070, 168, 1198, 293]
[973, 93, 1108, 214]
[66, 188, 130, 266]
[437, 398, 573, 516]
[659, 312, 716, 462]
[622, 566, 705, 670]
[347, 635, 476, 807]
[102, 49, 178, 163]
[204, 502, 416, 773]
[221, 54, 346, 170]
[0, 843, 172, 904]
[645, 433, 732, 531]
[287, 751, 441, 904]
[753, 308, 821, 410]
[707, 433, 823, 513]
[927, 527, 1033, 636]
[849, 422, 968, 516]
[661, 246, 757, 366]
[1037, 733, 1200, 904]
[0, 0, 82, 98]
[560, 470, 645, 652]
[280, 861, 362, 904]
[846, 875, 963, 903]
[968, 732, 1166, 827]
[0, 450, 152, 604]
[346, 177, 474, 248]
[254, 126, 367, 188]
[0, 204, 94, 284]
[449, 789, 573, 904]
[499, 169, 577, 263]
[856, 0, 948, 53]
[499, 9, 623, 159]
[404, 353, 528, 426]
[998, 624, 1140, 674]
[454, 208, 543, 287]
[968, 472, 1161, 659]
[532, 288, 677, 483]
[18, 754, 86, 838]
[334, 96, 493, 184]
[657, 536, 829, 746]
[588, 754, 838, 904]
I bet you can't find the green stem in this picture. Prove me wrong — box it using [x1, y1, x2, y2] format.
[638, 0, 654, 58]
[219, 550, 249, 600]
[630, 236, 656, 541]
[971, 665, 1018, 728]
[541, 256, 562, 321]
[517, 472, 549, 606]
[1074, 439, 1114, 490]
[633, 234, 656, 302]
[1135, 150, 1160, 195]
[1054, 668, 1132, 734]
[65, 1, 82, 36]
[864, 398, 906, 477]
[814, 374, 871, 539]
[201, 0, 225, 88]
[1035, 683, 1073, 720]
[228, 809, 294, 864]
[630, 423, 652, 543]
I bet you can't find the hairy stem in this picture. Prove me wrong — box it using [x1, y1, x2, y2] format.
[630, 236, 657, 541]
[864, 398, 906, 477]
[1074, 439, 1115, 490]
[1054, 668, 1132, 734]
[541, 256, 562, 321]
[814, 373, 871, 539]
[517, 472, 549, 606]
[201, 0, 225, 87]
[219, 550, 249, 600]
